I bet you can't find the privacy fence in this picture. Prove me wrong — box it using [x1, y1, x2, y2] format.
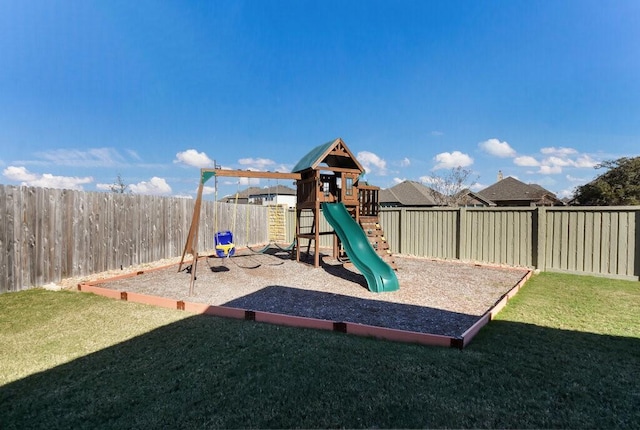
[2, 185, 639, 293]
[376, 206, 639, 281]
[288, 206, 640, 281]
[0, 185, 268, 293]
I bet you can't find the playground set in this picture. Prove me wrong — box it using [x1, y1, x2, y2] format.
[178, 138, 399, 295]
[76, 138, 532, 348]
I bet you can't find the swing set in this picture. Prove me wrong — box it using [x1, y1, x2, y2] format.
[214, 178, 297, 257]
[179, 168, 301, 295]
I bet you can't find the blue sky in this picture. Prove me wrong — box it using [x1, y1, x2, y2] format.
[1, 0, 638, 199]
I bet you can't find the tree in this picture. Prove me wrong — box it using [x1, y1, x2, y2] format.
[426, 166, 478, 206]
[109, 174, 130, 194]
[572, 157, 640, 205]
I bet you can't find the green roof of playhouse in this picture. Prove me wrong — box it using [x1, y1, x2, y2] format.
[292, 138, 364, 173]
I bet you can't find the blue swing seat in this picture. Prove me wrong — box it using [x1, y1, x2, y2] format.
[214, 230, 236, 258]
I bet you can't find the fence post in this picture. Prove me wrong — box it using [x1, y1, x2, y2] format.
[458, 207, 467, 261]
[399, 207, 406, 255]
[534, 207, 546, 271]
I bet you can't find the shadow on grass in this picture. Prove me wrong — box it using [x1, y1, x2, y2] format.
[222, 285, 476, 336]
[1, 314, 638, 429]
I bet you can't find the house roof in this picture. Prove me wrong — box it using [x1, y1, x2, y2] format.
[379, 180, 441, 206]
[291, 138, 364, 173]
[248, 185, 296, 196]
[477, 176, 559, 203]
[455, 189, 496, 206]
[221, 185, 296, 201]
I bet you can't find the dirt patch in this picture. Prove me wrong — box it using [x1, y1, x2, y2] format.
[79, 248, 530, 338]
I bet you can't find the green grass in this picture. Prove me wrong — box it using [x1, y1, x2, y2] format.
[1, 272, 639, 429]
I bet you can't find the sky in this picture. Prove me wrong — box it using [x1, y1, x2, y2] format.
[1, 0, 639, 200]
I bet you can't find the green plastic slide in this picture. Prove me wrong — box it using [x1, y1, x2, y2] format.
[322, 202, 399, 293]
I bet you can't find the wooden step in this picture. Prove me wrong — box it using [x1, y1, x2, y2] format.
[359, 217, 397, 271]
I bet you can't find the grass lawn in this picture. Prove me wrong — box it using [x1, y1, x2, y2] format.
[1, 272, 639, 429]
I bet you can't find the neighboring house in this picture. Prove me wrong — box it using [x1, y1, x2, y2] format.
[455, 189, 496, 207]
[379, 180, 442, 207]
[477, 176, 564, 207]
[220, 185, 297, 207]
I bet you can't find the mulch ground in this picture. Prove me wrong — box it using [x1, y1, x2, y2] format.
[92, 248, 530, 338]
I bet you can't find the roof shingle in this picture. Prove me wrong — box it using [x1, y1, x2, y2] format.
[477, 176, 561, 204]
[379, 181, 440, 206]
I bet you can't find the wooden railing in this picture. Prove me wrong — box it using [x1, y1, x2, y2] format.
[359, 185, 379, 217]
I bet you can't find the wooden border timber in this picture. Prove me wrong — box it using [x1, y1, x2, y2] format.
[77, 279, 463, 348]
[459, 269, 532, 347]
[77, 262, 533, 349]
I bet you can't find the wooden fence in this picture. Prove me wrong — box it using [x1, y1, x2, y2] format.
[377, 206, 639, 281]
[0, 186, 268, 293]
[3, 185, 639, 293]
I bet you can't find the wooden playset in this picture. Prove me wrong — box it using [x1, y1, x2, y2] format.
[179, 138, 397, 294]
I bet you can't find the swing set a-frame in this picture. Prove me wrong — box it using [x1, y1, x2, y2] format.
[178, 168, 300, 295]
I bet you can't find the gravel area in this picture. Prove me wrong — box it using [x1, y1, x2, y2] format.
[81, 248, 530, 338]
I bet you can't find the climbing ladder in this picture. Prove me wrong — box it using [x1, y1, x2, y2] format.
[359, 216, 397, 270]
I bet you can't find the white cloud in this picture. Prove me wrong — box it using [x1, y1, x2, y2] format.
[557, 188, 576, 199]
[470, 182, 484, 191]
[238, 157, 275, 170]
[509, 148, 600, 175]
[514, 156, 540, 167]
[274, 163, 291, 173]
[239, 177, 260, 186]
[31, 174, 93, 189]
[357, 151, 387, 175]
[430, 131, 444, 136]
[195, 184, 234, 196]
[400, 157, 410, 167]
[538, 165, 563, 174]
[573, 155, 598, 168]
[3, 166, 93, 190]
[126, 149, 142, 161]
[174, 149, 214, 168]
[433, 151, 473, 170]
[537, 153, 598, 174]
[392, 177, 405, 184]
[418, 175, 439, 185]
[96, 183, 113, 191]
[202, 185, 216, 195]
[478, 138, 516, 158]
[543, 156, 572, 167]
[129, 177, 172, 195]
[36, 147, 127, 167]
[3, 166, 38, 182]
[540, 147, 577, 156]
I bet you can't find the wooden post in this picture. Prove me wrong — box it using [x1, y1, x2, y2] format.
[534, 207, 547, 271]
[399, 207, 406, 255]
[179, 173, 206, 295]
[458, 207, 467, 261]
[314, 199, 320, 267]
